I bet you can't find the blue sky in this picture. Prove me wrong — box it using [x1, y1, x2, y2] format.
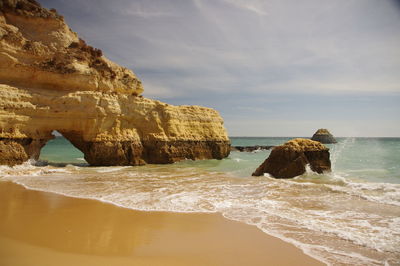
[41, 0, 400, 137]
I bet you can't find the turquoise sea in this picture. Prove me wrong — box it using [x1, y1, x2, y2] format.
[1, 136, 400, 265]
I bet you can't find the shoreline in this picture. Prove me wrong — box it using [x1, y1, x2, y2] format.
[0, 181, 324, 266]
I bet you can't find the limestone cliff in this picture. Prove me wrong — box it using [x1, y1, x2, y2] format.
[252, 138, 331, 178]
[0, 0, 230, 166]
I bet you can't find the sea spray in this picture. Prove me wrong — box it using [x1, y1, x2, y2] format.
[330, 137, 355, 169]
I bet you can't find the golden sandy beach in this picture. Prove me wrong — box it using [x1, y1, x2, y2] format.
[0, 181, 323, 266]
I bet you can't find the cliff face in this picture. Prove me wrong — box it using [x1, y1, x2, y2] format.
[0, 0, 230, 166]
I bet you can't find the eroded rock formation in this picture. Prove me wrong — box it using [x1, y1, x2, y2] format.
[0, 0, 230, 166]
[252, 138, 331, 178]
[231, 145, 274, 152]
[311, 129, 337, 144]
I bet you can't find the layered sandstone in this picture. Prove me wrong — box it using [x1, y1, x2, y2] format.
[311, 129, 337, 144]
[0, 0, 230, 166]
[252, 138, 331, 178]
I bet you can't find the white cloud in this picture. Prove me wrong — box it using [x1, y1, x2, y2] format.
[122, 2, 174, 18]
[41, 0, 400, 136]
[122, 9, 172, 18]
[221, 0, 267, 16]
[141, 81, 179, 99]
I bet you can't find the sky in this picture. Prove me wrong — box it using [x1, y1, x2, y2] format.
[41, 0, 400, 137]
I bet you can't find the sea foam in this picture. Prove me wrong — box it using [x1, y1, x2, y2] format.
[2, 165, 400, 266]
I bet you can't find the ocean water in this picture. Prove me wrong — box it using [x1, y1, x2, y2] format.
[1, 137, 400, 265]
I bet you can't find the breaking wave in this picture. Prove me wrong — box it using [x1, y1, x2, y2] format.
[1, 160, 399, 265]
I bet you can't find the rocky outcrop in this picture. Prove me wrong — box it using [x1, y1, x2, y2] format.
[311, 129, 337, 144]
[231, 145, 274, 152]
[0, 0, 230, 166]
[252, 138, 331, 178]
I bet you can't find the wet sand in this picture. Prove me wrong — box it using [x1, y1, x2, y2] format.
[0, 181, 323, 266]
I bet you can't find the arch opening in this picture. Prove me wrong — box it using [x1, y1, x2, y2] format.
[38, 130, 88, 166]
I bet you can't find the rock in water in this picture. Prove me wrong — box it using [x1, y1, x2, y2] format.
[231, 145, 274, 152]
[252, 138, 331, 178]
[0, 0, 230, 166]
[311, 129, 337, 144]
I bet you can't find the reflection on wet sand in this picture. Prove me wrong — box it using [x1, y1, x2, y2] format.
[0, 181, 322, 266]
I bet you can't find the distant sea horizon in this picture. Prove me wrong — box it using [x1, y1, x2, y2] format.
[230, 136, 400, 138]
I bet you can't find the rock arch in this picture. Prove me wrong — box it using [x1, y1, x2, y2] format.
[0, 86, 230, 166]
[37, 131, 85, 164]
[0, 1, 230, 166]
